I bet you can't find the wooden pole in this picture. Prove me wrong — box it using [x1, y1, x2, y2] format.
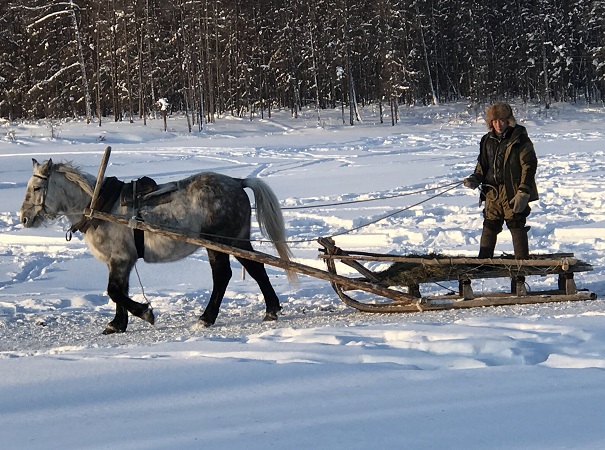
[89, 146, 112, 210]
[83, 209, 414, 303]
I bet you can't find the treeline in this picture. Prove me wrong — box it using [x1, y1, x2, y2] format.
[1, 0, 604, 125]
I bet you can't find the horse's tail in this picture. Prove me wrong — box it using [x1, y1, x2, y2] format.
[241, 178, 297, 283]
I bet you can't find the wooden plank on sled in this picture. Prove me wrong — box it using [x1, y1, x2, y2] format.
[83, 209, 417, 304]
[319, 253, 581, 268]
[321, 248, 576, 260]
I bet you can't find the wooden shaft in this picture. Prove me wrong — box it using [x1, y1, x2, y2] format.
[89, 146, 112, 209]
[84, 209, 415, 303]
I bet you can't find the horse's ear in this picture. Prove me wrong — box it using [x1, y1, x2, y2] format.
[38, 159, 53, 177]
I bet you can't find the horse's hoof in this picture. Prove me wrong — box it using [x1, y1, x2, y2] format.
[102, 324, 125, 335]
[263, 310, 280, 322]
[198, 317, 214, 327]
[139, 306, 155, 325]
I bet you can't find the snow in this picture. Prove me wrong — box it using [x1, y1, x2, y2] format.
[1, 103, 605, 449]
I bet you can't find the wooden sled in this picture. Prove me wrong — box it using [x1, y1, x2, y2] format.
[318, 237, 597, 313]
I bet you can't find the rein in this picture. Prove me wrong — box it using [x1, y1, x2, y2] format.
[326, 181, 463, 239]
[281, 181, 462, 210]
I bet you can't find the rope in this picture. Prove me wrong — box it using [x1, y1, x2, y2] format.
[187, 179, 463, 244]
[133, 263, 152, 307]
[326, 181, 463, 239]
[281, 181, 462, 210]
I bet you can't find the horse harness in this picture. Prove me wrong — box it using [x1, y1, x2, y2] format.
[31, 173, 50, 214]
[69, 176, 168, 259]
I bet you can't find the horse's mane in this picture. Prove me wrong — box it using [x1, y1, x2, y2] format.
[53, 162, 95, 197]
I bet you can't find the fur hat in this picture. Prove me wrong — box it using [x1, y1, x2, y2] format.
[485, 103, 516, 130]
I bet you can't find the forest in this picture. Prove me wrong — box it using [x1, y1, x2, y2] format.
[1, 0, 604, 126]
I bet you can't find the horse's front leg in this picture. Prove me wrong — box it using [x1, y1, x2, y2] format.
[103, 264, 155, 334]
[104, 304, 129, 335]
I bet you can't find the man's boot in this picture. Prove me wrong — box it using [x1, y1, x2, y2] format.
[478, 226, 498, 258]
[510, 226, 530, 295]
[510, 226, 530, 259]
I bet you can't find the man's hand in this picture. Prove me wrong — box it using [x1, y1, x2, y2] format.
[510, 191, 530, 213]
[463, 175, 480, 189]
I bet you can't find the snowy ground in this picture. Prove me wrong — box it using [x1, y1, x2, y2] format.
[1, 103, 605, 449]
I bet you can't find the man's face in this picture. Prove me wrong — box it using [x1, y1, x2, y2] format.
[492, 118, 508, 135]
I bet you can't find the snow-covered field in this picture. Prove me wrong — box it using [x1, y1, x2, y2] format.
[1, 103, 605, 449]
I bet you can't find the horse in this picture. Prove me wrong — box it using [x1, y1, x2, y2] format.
[19, 158, 295, 334]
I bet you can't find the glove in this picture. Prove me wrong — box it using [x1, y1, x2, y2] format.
[463, 175, 480, 189]
[510, 191, 531, 213]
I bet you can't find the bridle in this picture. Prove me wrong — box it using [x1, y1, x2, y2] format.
[25, 173, 53, 220]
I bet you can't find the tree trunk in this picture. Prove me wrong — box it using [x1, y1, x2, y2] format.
[542, 40, 551, 109]
[307, 3, 321, 125]
[144, 0, 156, 120]
[95, 3, 102, 127]
[122, 15, 134, 123]
[418, 18, 438, 106]
[70, 0, 92, 123]
[109, 0, 121, 121]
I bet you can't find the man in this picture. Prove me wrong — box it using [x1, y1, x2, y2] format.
[464, 103, 538, 267]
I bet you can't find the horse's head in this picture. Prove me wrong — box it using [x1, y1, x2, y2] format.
[20, 158, 54, 228]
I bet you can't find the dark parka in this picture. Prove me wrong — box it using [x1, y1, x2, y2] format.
[472, 124, 539, 203]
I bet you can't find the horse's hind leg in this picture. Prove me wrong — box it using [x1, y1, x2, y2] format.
[199, 250, 232, 327]
[235, 255, 282, 322]
[103, 264, 155, 334]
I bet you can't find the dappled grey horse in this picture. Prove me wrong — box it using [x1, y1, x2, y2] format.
[20, 159, 294, 334]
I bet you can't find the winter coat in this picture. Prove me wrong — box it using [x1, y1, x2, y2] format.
[472, 124, 539, 203]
